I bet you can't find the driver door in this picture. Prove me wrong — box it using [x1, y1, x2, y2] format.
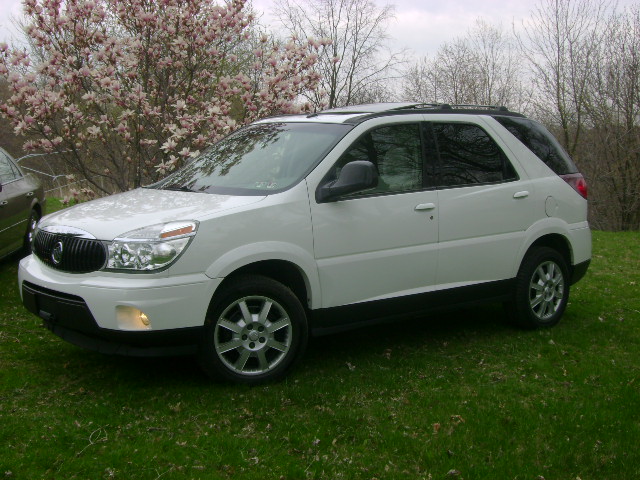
[310, 121, 439, 308]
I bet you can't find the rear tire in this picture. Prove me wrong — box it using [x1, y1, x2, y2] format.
[198, 275, 308, 384]
[507, 247, 570, 329]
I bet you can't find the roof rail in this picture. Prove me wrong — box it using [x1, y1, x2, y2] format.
[335, 102, 523, 124]
[314, 102, 513, 116]
[394, 103, 511, 112]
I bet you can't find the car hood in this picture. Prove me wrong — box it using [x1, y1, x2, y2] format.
[39, 188, 265, 240]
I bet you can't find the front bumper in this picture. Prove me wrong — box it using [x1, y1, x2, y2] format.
[19, 255, 222, 356]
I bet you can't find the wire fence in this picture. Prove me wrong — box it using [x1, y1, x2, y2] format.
[16, 152, 107, 200]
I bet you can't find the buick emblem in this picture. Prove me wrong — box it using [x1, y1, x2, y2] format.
[51, 241, 64, 265]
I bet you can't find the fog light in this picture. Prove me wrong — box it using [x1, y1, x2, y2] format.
[116, 306, 152, 330]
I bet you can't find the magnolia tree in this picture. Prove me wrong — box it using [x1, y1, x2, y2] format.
[0, 0, 326, 194]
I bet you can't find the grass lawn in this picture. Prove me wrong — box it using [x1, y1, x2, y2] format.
[1, 224, 638, 479]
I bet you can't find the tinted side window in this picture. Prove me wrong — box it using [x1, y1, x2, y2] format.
[332, 123, 423, 195]
[432, 123, 517, 187]
[493, 116, 578, 175]
[0, 151, 21, 184]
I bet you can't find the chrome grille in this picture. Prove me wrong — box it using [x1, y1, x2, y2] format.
[33, 230, 107, 273]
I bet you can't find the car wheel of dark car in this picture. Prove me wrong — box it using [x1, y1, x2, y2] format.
[22, 208, 40, 255]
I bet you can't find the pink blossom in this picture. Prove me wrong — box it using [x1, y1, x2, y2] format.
[87, 125, 101, 136]
[161, 138, 178, 152]
[14, 120, 27, 134]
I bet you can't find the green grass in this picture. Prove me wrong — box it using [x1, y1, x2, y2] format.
[1, 230, 638, 479]
[44, 197, 67, 214]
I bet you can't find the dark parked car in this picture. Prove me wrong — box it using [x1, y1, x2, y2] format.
[0, 147, 45, 259]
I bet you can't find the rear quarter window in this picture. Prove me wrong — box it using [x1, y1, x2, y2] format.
[493, 116, 578, 175]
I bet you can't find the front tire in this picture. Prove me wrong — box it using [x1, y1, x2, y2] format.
[22, 208, 40, 255]
[198, 275, 308, 384]
[507, 247, 570, 329]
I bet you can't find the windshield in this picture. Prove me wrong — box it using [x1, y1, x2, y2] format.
[152, 122, 352, 195]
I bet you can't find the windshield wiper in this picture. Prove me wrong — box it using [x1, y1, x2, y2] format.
[162, 185, 194, 192]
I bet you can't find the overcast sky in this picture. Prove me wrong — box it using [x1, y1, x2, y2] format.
[0, 0, 636, 58]
[253, 0, 534, 58]
[0, 0, 536, 56]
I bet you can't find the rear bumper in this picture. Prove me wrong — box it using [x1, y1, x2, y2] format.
[571, 259, 590, 285]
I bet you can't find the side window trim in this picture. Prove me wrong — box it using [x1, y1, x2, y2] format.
[421, 122, 440, 189]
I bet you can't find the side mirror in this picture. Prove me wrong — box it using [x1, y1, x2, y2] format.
[316, 160, 378, 203]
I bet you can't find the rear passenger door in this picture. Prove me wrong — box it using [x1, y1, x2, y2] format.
[428, 120, 535, 286]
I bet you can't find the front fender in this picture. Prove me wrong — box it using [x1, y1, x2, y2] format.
[204, 241, 322, 309]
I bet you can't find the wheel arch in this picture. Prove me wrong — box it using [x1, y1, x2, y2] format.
[516, 218, 576, 277]
[204, 241, 321, 309]
[30, 201, 43, 218]
[215, 260, 311, 312]
[527, 234, 572, 266]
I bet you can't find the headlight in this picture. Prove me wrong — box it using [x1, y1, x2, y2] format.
[105, 221, 198, 272]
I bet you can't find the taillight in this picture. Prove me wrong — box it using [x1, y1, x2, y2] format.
[560, 173, 588, 199]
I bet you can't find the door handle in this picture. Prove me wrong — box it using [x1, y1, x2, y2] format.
[513, 191, 529, 199]
[415, 203, 436, 211]
[26, 191, 34, 197]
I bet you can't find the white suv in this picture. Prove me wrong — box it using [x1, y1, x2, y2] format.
[19, 103, 591, 384]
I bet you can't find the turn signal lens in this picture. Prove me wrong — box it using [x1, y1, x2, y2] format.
[160, 224, 195, 239]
